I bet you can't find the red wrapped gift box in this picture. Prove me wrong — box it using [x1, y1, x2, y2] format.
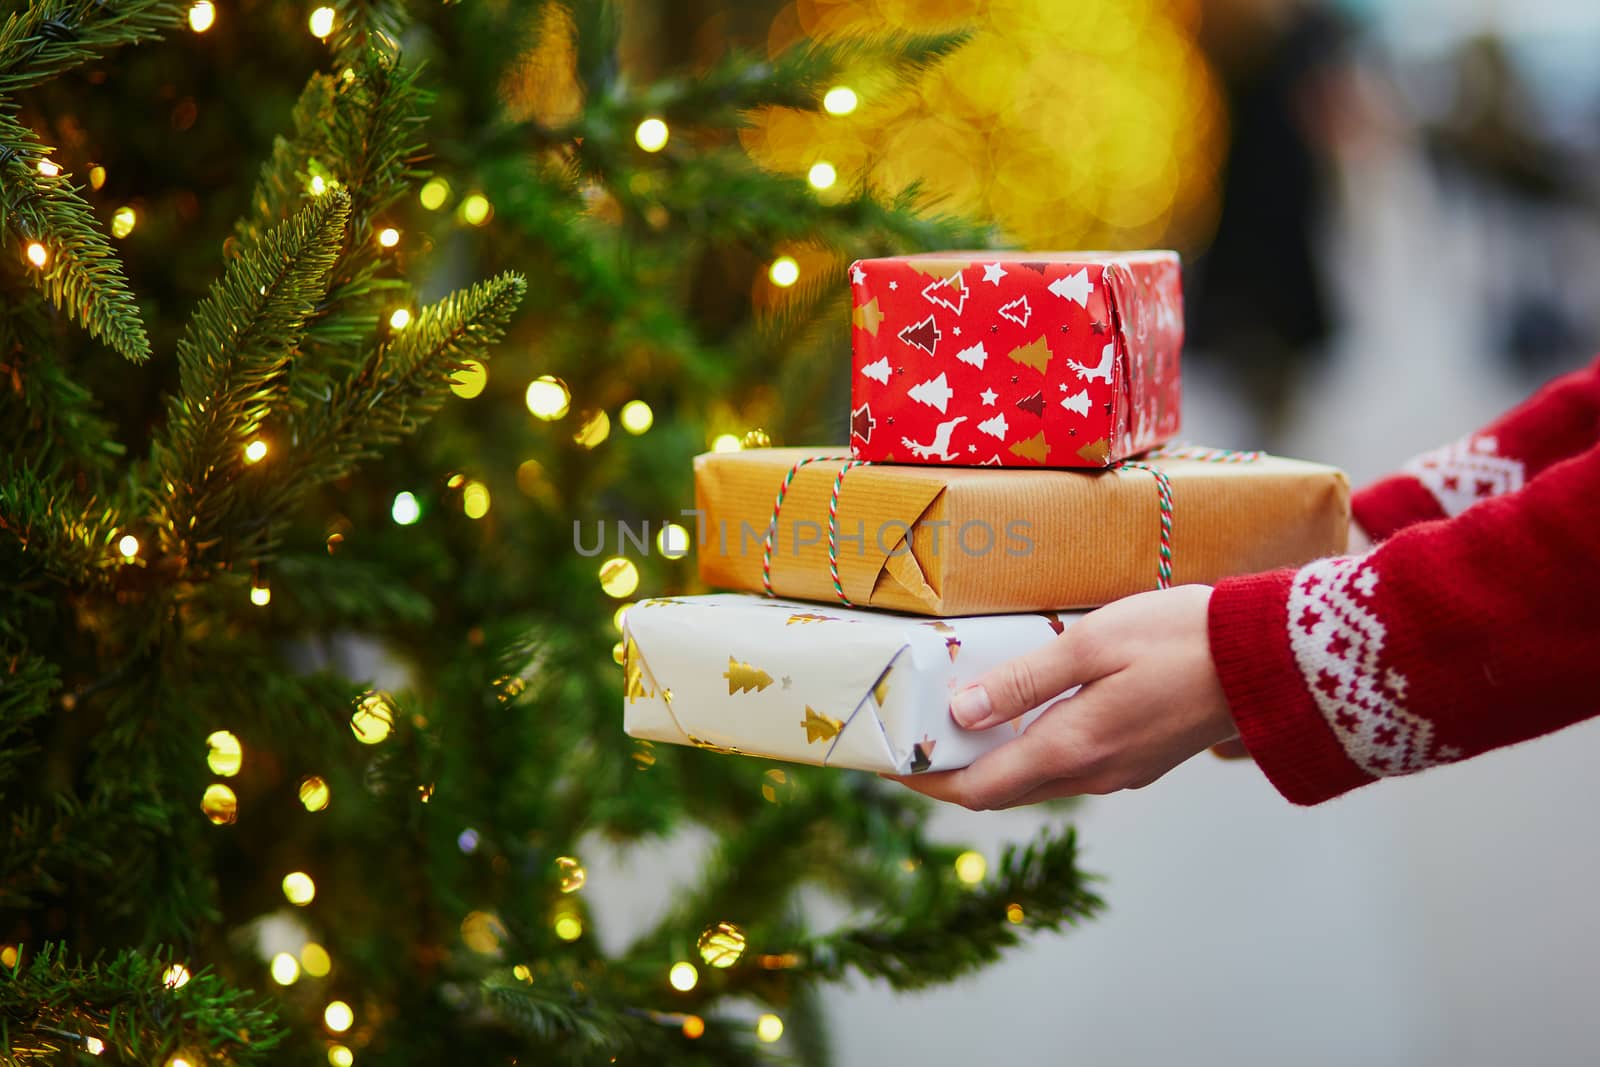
[848, 251, 1183, 468]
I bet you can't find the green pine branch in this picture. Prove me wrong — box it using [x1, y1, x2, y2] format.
[0, 110, 151, 362]
[797, 828, 1105, 991]
[0, 944, 283, 1065]
[0, 0, 185, 95]
[285, 271, 528, 492]
[150, 191, 351, 570]
[0, 459, 122, 595]
[328, 0, 410, 60]
[0, 647, 56, 790]
[0, 291, 125, 476]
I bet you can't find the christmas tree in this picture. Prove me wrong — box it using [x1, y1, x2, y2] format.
[0, 1, 1107, 1063]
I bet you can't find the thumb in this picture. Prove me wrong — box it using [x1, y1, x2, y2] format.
[950, 627, 1112, 730]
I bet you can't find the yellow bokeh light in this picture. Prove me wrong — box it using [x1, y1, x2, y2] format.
[206, 730, 242, 777]
[462, 480, 490, 520]
[282, 871, 316, 906]
[391, 491, 421, 525]
[244, 439, 268, 463]
[84, 1036, 105, 1055]
[308, 6, 336, 39]
[388, 307, 412, 331]
[634, 117, 669, 152]
[656, 522, 689, 560]
[270, 952, 300, 985]
[351, 692, 394, 745]
[117, 534, 140, 559]
[298, 775, 330, 812]
[553, 913, 583, 942]
[668, 961, 698, 992]
[756, 1013, 784, 1043]
[25, 243, 47, 267]
[767, 256, 799, 288]
[0, 945, 16, 968]
[1006, 902, 1025, 925]
[377, 227, 400, 248]
[36, 159, 60, 177]
[250, 585, 271, 607]
[323, 1000, 353, 1033]
[807, 162, 836, 190]
[167, 1057, 192, 1067]
[461, 910, 505, 954]
[309, 175, 327, 196]
[711, 434, 742, 453]
[419, 177, 450, 211]
[572, 409, 610, 449]
[822, 86, 858, 115]
[618, 400, 653, 435]
[188, 0, 214, 32]
[682, 1015, 705, 1039]
[524, 376, 571, 420]
[555, 855, 586, 893]
[512, 964, 532, 982]
[110, 205, 136, 238]
[697, 922, 747, 969]
[612, 603, 631, 632]
[459, 194, 491, 226]
[88, 165, 106, 190]
[611, 640, 625, 665]
[301, 942, 332, 977]
[598, 557, 638, 599]
[162, 964, 191, 989]
[328, 1046, 353, 1067]
[200, 783, 237, 825]
[449, 359, 487, 399]
[954, 850, 987, 885]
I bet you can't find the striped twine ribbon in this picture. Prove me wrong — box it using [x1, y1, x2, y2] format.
[826, 458, 870, 606]
[1110, 461, 1175, 589]
[1148, 443, 1266, 464]
[761, 454, 851, 596]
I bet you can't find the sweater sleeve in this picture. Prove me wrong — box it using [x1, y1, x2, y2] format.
[1352, 355, 1600, 540]
[1209, 441, 1600, 805]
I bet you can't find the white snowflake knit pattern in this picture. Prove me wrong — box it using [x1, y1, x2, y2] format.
[1403, 434, 1525, 517]
[1287, 556, 1454, 777]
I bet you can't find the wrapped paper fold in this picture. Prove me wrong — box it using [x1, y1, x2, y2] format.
[622, 594, 1078, 774]
[694, 447, 1350, 616]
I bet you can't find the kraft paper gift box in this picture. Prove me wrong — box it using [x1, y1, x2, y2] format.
[849, 251, 1183, 468]
[622, 594, 1079, 774]
[692, 447, 1350, 616]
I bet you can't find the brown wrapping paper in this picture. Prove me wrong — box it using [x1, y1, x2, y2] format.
[693, 447, 1350, 616]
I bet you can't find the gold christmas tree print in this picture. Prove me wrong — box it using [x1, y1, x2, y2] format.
[871, 664, 894, 706]
[1077, 437, 1110, 465]
[786, 612, 834, 625]
[723, 656, 775, 694]
[1010, 431, 1050, 463]
[623, 639, 653, 704]
[1006, 335, 1051, 375]
[801, 706, 844, 745]
[852, 297, 884, 335]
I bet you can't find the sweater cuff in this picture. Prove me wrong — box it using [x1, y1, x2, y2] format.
[1209, 570, 1373, 805]
[1351, 475, 1444, 543]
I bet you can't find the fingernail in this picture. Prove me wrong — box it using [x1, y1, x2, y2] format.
[950, 685, 992, 728]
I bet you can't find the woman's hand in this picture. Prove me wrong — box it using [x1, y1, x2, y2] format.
[888, 585, 1239, 809]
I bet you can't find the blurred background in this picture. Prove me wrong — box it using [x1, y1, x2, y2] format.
[594, 0, 1600, 1064]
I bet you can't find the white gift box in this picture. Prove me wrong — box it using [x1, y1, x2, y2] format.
[622, 594, 1081, 774]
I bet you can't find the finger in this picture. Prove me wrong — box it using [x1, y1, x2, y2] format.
[950, 625, 1118, 731]
[1209, 738, 1252, 760]
[887, 706, 1089, 810]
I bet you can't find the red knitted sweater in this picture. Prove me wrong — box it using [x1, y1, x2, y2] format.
[1209, 357, 1600, 804]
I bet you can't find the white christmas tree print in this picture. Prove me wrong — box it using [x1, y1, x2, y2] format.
[1060, 389, 1091, 416]
[977, 412, 1009, 440]
[998, 295, 1031, 327]
[907, 372, 954, 413]
[921, 273, 967, 315]
[860, 356, 891, 384]
[901, 416, 966, 461]
[1048, 268, 1093, 308]
[1067, 343, 1114, 384]
[954, 342, 987, 369]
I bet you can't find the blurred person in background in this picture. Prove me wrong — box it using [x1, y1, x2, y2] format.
[1190, 0, 1359, 446]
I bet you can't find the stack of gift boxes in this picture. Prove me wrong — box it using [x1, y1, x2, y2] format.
[623, 252, 1350, 776]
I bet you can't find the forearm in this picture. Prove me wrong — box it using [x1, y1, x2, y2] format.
[1211, 443, 1600, 804]
[1353, 355, 1600, 540]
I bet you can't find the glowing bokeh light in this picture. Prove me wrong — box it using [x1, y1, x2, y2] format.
[634, 118, 669, 152]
